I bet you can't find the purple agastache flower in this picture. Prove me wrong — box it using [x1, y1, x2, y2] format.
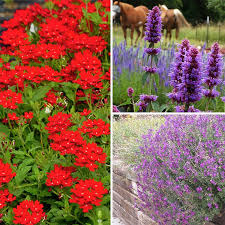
[136, 101, 148, 111]
[169, 40, 191, 88]
[178, 47, 202, 108]
[203, 42, 223, 98]
[142, 6, 162, 78]
[143, 66, 157, 73]
[113, 105, 120, 112]
[127, 87, 134, 98]
[221, 96, 225, 102]
[140, 94, 158, 103]
[135, 115, 225, 224]
[144, 48, 160, 55]
[144, 6, 162, 43]
[168, 39, 191, 103]
[175, 105, 200, 112]
[202, 89, 219, 98]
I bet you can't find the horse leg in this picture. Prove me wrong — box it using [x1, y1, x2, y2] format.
[134, 27, 141, 47]
[130, 25, 135, 46]
[122, 26, 127, 43]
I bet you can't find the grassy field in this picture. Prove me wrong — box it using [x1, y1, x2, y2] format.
[113, 115, 164, 165]
[113, 23, 225, 48]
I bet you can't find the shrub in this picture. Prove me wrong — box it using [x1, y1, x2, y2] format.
[136, 115, 225, 225]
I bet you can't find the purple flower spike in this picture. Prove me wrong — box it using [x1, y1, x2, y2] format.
[143, 66, 157, 73]
[127, 87, 134, 98]
[140, 94, 158, 103]
[169, 40, 191, 88]
[145, 7, 162, 43]
[203, 42, 223, 98]
[178, 47, 202, 104]
[144, 48, 160, 55]
[168, 39, 191, 103]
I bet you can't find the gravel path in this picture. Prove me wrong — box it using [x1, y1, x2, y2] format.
[112, 217, 125, 225]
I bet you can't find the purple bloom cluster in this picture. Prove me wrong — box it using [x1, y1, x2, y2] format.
[136, 94, 158, 111]
[168, 39, 191, 103]
[135, 115, 225, 224]
[203, 42, 223, 98]
[143, 6, 162, 75]
[179, 47, 202, 104]
[144, 6, 162, 43]
[127, 87, 134, 98]
[175, 105, 201, 112]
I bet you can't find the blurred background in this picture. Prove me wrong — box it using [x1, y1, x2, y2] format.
[0, 0, 45, 36]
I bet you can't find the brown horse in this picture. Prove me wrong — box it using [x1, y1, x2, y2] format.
[114, 1, 148, 46]
[159, 5, 190, 40]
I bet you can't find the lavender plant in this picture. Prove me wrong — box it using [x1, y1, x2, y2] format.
[135, 115, 225, 225]
[168, 39, 191, 103]
[203, 42, 223, 110]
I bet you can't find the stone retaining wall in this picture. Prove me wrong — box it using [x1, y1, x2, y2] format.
[113, 160, 156, 225]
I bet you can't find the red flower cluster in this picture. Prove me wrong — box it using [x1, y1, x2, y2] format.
[13, 44, 66, 64]
[46, 164, 76, 188]
[79, 109, 91, 116]
[50, 130, 86, 155]
[79, 119, 110, 138]
[45, 112, 73, 139]
[24, 112, 33, 120]
[0, 90, 23, 109]
[7, 112, 33, 122]
[8, 112, 19, 121]
[74, 143, 107, 171]
[0, 159, 16, 187]
[13, 200, 46, 225]
[44, 90, 58, 106]
[69, 179, 108, 212]
[0, 189, 16, 209]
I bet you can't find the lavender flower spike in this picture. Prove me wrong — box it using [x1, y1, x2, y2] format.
[178, 47, 202, 109]
[145, 6, 162, 44]
[168, 39, 191, 103]
[203, 42, 223, 98]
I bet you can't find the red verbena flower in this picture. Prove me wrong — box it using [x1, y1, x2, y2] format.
[0, 189, 16, 209]
[74, 143, 107, 171]
[0, 90, 23, 109]
[78, 119, 110, 138]
[69, 179, 108, 213]
[79, 109, 91, 116]
[8, 113, 20, 121]
[44, 90, 58, 106]
[13, 200, 46, 225]
[24, 112, 33, 120]
[45, 112, 73, 139]
[0, 159, 16, 187]
[50, 130, 86, 155]
[46, 164, 76, 188]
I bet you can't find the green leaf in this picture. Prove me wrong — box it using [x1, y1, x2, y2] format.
[118, 98, 132, 107]
[25, 132, 34, 143]
[32, 86, 51, 101]
[142, 72, 149, 85]
[0, 123, 10, 136]
[15, 166, 32, 185]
